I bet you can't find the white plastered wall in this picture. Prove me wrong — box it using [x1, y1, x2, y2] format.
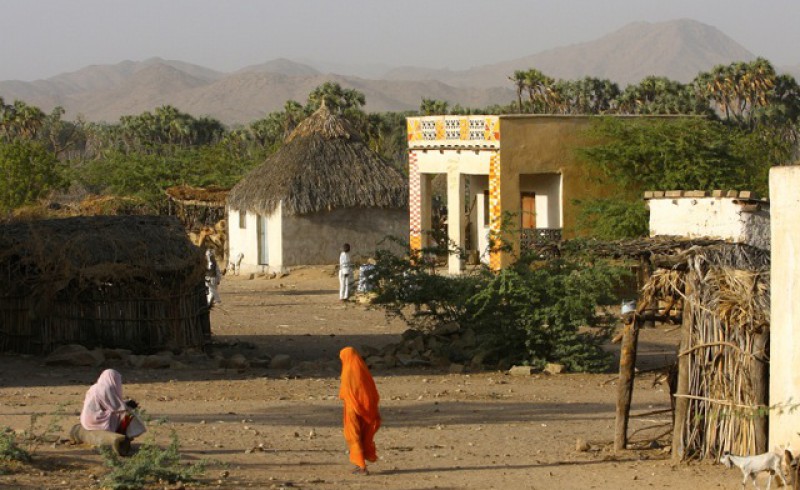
[769, 167, 800, 450]
[648, 197, 770, 249]
[416, 149, 491, 273]
[226, 203, 283, 274]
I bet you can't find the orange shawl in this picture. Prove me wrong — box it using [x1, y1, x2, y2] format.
[339, 347, 381, 424]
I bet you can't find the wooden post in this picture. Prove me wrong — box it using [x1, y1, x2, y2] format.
[672, 275, 693, 461]
[751, 328, 769, 454]
[639, 255, 656, 328]
[615, 314, 640, 451]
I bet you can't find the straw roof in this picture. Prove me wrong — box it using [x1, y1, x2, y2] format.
[0, 215, 206, 299]
[227, 104, 408, 216]
[166, 185, 229, 206]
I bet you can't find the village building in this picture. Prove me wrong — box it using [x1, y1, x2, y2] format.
[227, 105, 408, 274]
[0, 215, 210, 355]
[645, 190, 770, 250]
[406, 115, 616, 274]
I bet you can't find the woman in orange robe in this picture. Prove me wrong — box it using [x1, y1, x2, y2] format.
[339, 346, 381, 475]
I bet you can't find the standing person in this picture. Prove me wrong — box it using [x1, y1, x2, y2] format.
[339, 347, 381, 475]
[80, 369, 143, 439]
[339, 243, 352, 301]
[205, 249, 222, 306]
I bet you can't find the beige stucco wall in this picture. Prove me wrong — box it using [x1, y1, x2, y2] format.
[498, 116, 607, 241]
[649, 197, 770, 250]
[519, 173, 562, 228]
[281, 207, 408, 266]
[769, 166, 800, 450]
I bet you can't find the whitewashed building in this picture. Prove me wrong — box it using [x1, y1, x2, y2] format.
[645, 190, 770, 250]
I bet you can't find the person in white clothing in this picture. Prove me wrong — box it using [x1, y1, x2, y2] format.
[339, 243, 352, 301]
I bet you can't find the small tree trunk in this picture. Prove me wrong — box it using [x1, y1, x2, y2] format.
[752, 328, 769, 454]
[672, 276, 694, 461]
[615, 315, 640, 451]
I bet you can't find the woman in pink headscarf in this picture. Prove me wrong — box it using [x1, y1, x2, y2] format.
[80, 369, 138, 436]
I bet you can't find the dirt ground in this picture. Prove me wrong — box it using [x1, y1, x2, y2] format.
[0, 267, 753, 489]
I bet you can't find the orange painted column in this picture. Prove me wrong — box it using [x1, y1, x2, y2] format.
[488, 151, 503, 271]
[409, 150, 423, 252]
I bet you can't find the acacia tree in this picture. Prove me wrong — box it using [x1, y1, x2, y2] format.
[0, 140, 62, 212]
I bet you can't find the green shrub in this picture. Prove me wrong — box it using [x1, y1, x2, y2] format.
[100, 431, 205, 490]
[0, 428, 31, 474]
[370, 241, 628, 372]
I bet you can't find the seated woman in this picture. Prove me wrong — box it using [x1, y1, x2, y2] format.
[80, 369, 143, 439]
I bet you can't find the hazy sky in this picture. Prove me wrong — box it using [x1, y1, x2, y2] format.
[2, 0, 798, 81]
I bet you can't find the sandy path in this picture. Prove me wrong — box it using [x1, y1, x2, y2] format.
[0, 268, 747, 489]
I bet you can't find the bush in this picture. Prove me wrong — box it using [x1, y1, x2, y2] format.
[0, 428, 31, 474]
[370, 242, 628, 372]
[101, 431, 205, 490]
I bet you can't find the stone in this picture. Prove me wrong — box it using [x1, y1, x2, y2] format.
[459, 329, 476, 348]
[69, 424, 130, 456]
[169, 361, 187, 370]
[227, 354, 250, 370]
[45, 344, 104, 367]
[683, 190, 707, 197]
[448, 363, 465, 374]
[139, 355, 172, 369]
[544, 363, 565, 375]
[250, 359, 271, 369]
[359, 345, 380, 357]
[739, 190, 758, 200]
[102, 348, 131, 361]
[269, 354, 292, 370]
[576, 438, 590, 452]
[432, 322, 460, 336]
[401, 329, 421, 341]
[508, 365, 534, 376]
[664, 190, 683, 198]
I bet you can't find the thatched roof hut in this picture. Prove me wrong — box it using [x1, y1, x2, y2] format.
[0, 215, 210, 354]
[226, 105, 409, 273]
[227, 104, 407, 215]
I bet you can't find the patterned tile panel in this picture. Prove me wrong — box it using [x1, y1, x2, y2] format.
[488, 151, 502, 270]
[409, 150, 422, 251]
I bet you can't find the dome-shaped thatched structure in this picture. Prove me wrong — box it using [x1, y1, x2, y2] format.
[228, 104, 407, 216]
[226, 105, 409, 273]
[0, 215, 210, 354]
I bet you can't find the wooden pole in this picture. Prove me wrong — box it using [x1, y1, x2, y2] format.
[615, 313, 641, 451]
[672, 274, 694, 461]
[751, 328, 768, 454]
[640, 255, 656, 329]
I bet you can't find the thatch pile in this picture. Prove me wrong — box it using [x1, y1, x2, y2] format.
[227, 104, 407, 216]
[632, 242, 770, 461]
[0, 215, 210, 354]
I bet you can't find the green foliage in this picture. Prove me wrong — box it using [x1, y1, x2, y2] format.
[22, 405, 67, 456]
[574, 116, 788, 239]
[371, 242, 627, 372]
[463, 257, 625, 372]
[0, 428, 31, 473]
[101, 431, 205, 490]
[574, 198, 649, 240]
[0, 139, 64, 212]
[73, 144, 259, 208]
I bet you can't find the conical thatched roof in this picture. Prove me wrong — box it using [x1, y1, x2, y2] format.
[227, 105, 408, 216]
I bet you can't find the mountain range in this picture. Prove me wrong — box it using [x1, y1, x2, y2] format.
[1, 19, 796, 126]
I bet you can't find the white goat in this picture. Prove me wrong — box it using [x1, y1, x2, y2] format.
[229, 252, 244, 276]
[720, 451, 787, 490]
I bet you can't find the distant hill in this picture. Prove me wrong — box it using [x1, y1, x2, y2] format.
[385, 19, 757, 87]
[0, 19, 779, 125]
[236, 58, 320, 76]
[0, 59, 513, 125]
